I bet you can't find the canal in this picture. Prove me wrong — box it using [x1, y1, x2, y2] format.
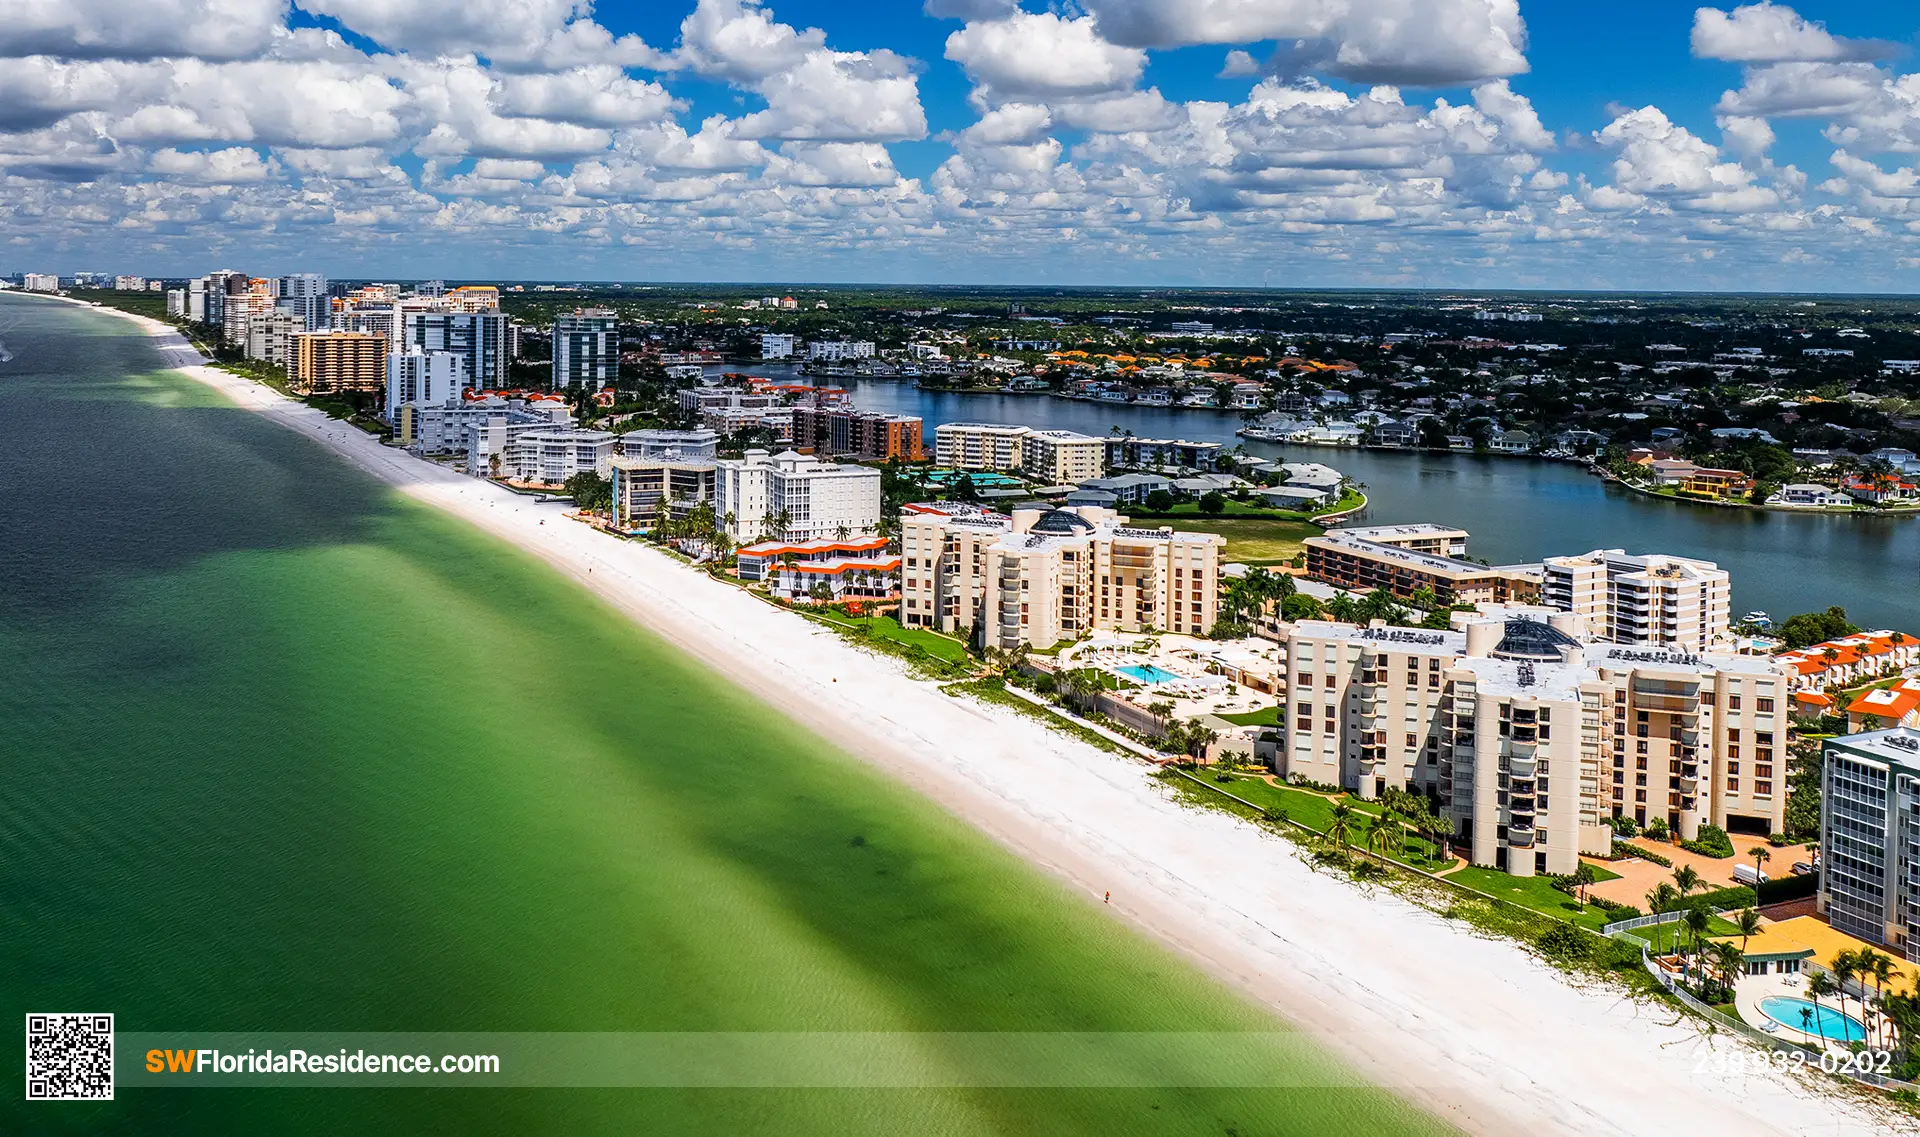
[729, 367, 1920, 630]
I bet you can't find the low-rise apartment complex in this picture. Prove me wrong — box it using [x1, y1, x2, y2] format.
[1305, 525, 1540, 605]
[898, 503, 1224, 648]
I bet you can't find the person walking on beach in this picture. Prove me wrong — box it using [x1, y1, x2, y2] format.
[1104, 891, 1110, 904]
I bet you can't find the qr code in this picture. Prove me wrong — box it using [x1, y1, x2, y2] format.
[26, 1013, 114, 1101]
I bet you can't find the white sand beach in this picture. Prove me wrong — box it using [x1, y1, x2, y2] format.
[74, 299, 1904, 1135]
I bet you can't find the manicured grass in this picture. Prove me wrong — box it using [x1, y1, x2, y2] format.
[1445, 866, 1616, 930]
[1585, 862, 1623, 883]
[1216, 705, 1281, 726]
[858, 614, 972, 664]
[1204, 775, 1450, 870]
[1636, 916, 1745, 954]
[1155, 516, 1320, 562]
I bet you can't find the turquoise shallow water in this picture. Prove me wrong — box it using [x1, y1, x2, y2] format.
[0, 296, 1453, 1134]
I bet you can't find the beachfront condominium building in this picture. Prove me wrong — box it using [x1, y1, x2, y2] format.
[497, 428, 614, 486]
[1263, 612, 1790, 877]
[898, 503, 1224, 648]
[1305, 525, 1540, 605]
[244, 310, 304, 369]
[791, 406, 925, 461]
[277, 273, 329, 331]
[761, 333, 796, 359]
[221, 281, 278, 346]
[933, 423, 1105, 483]
[1818, 728, 1920, 958]
[290, 331, 387, 396]
[715, 449, 882, 544]
[1541, 549, 1732, 652]
[385, 348, 471, 425]
[402, 311, 511, 387]
[610, 456, 717, 531]
[23, 273, 59, 292]
[552, 308, 619, 388]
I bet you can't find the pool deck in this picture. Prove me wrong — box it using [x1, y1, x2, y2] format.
[1733, 971, 1884, 1052]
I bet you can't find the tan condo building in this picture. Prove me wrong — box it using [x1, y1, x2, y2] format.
[1263, 610, 1788, 877]
[931, 422, 1104, 483]
[1541, 549, 1731, 652]
[1305, 524, 1541, 605]
[291, 331, 387, 396]
[899, 503, 1224, 649]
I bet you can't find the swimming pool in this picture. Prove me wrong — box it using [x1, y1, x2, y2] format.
[1115, 663, 1183, 685]
[1758, 996, 1867, 1043]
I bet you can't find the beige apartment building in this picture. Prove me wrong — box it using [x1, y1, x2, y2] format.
[1305, 524, 1540, 604]
[1263, 610, 1788, 877]
[290, 331, 387, 396]
[934, 422, 1029, 472]
[899, 503, 1224, 648]
[1541, 549, 1731, 652]
[1021, 430, 1105, 483]
[931, 422, 1104, 483]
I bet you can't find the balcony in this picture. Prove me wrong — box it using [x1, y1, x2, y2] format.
[1509, 795, 1536, 814]
[1506, 754, 1537, 778]
[1679, 774, 1699, 793]
[1452, 698, 1475, 716]
[1508, 825, 1536, 848]
[1506, 740, 1537, 762]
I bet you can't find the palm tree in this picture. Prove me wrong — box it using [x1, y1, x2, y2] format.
[1831, 949, 1860, 1031]
[1683, 905, 1711, 981]
[1327, 802, 1356, 850]
[1712, 940, 1746, 997]
[1807, 971, 1841, 1045]
[1645, 882, 1680, 957]
[1363, 814, 1395, 860]
[1750, 846, 1771, 881]
[1571, 862, 1599, 907]
[1736, 907, 1761, 956]
[1672, 865, 1701, 903]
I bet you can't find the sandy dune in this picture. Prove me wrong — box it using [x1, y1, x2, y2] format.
[73, 299, 1903, 1136]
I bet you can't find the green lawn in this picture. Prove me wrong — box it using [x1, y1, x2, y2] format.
[1155, 516, 1320, 562]
[1635, 916, 1745, 954]
[1444, 865, 1616, 930]
[1216, 705, 1281, 726]
[838, 613, 973, 665]
[1204, 775, 1450, 870]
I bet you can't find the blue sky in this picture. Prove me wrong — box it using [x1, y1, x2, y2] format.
[5, 1, 1920, 289]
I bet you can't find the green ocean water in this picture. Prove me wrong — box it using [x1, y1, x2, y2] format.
[0, 298, 1450, 1135]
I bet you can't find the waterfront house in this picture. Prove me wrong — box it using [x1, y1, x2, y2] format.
[1258, 485, 1332, 509]
[1845, 680, 1920, 731]
[1772, 483, 1852, 508]
[1842, 475, 1920, 504]
[1680, 467, 1755, 498]
[736, 536, 900, 603]
[1486, 429, 1534, 454]
[1370, 420, 1419, 447]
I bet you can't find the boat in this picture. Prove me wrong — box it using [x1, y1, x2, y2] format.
[1743, 611, 1772, 628]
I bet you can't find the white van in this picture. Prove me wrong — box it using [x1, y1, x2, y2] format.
[1734, 863, 1770, 886]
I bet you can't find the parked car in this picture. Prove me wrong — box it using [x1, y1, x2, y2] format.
[1791, 861, 1813, 876]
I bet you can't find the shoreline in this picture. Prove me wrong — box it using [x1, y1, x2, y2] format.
[49, 295, 1903, 1136]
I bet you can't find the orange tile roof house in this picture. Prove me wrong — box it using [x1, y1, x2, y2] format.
[1847, 679, 1920, 731]
[1777, 631, 1918, 692]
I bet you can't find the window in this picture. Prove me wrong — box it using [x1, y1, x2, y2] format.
[1756, 780, 1772, 796]
[1728, 745, 1740, 759]
[1324, 675, 1337, 689]
[1727, 761, 1740, 775]
[1729, 695, 1742, 710]
[1637, 740, 1649, 755]
[1756, 697, 1774, 713]
[1298, 672, 1312, 687]
[1756, 764, 1773, 779]
[1728, 778, 1740, 792]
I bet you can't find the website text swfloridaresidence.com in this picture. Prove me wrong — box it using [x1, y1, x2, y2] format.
[145, 1047, 498, 1077]
[112, 1031, 1394, 1089]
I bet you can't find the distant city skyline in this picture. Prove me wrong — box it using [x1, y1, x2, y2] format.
[6, 1, 1920, 291]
